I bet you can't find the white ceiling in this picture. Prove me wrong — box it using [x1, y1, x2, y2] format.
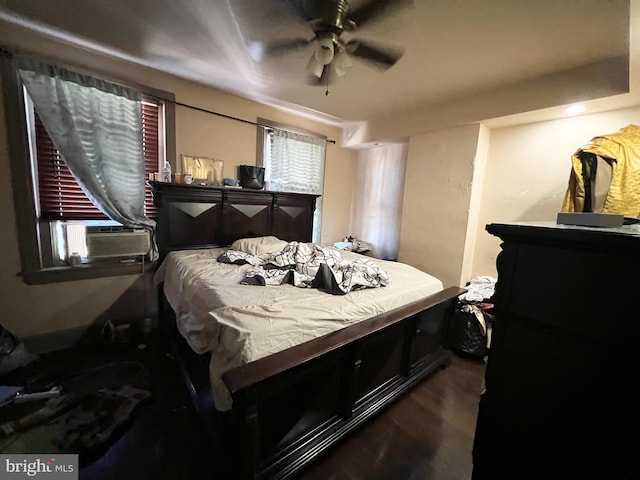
[0, 0, 632, 129]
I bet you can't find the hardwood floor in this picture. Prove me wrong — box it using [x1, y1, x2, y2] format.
[296, 355, 486, 480]
[1, 331, 485, 480]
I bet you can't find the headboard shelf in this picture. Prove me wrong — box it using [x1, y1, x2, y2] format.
[151, 182, 319, 261]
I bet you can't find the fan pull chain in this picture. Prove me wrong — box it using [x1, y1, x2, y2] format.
[325, 75, 330, 96]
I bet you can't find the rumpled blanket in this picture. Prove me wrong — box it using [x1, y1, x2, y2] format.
[218, 242, 389, 295]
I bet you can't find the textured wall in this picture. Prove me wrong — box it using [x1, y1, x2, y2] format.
[398, 124, 481, 288]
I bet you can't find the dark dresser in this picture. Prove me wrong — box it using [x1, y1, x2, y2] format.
[472, 222, 640, 479]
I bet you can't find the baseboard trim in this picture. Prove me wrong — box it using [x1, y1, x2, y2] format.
[23, 325, 92, 354]
[22, 316, 157, 354]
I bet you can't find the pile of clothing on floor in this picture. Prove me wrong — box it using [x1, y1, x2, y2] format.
[0, 360, 152, 465]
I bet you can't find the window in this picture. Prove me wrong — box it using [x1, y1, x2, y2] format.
[2, 53, 175, 284]
[351, 144, 408, 260]
[257, 119, 326, 243]
[34, 101, 161, 220]
[32, 99, 162, 263]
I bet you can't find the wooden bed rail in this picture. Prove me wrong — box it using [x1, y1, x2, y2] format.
[221, 286, 465, 480]
[223, 286, 465, 394]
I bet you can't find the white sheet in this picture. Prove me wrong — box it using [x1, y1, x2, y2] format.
[154, 247, 444, 411]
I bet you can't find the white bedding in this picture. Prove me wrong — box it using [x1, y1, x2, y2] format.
[154, 247, 444, 411]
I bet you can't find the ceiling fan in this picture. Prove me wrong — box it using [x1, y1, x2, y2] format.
[249, 0, 410, 87]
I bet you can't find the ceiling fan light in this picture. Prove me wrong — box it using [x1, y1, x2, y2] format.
[306, 54, 325, 78]
[315, 37, 335, 65]
[333, 49, 354, 76]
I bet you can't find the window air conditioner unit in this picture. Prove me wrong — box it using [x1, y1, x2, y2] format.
[86, 228, 150, 258]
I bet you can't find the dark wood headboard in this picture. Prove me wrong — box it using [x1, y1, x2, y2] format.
[151, 182, 319, 261]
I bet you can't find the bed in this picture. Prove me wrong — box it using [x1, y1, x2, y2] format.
[151, 182, 464, 480]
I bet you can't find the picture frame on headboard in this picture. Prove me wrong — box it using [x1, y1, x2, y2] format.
[180, 154, 223, 186]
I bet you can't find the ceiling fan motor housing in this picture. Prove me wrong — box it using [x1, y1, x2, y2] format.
[317, 0, 354, 33]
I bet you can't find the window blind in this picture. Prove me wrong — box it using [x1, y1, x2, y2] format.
[142, 100, 159, 218]
[35, 101, 160, 220]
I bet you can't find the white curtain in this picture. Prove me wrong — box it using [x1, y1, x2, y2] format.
[351, 144, 408, 260]
[15, 54, 157, 259]
[269, 129, 326, 243]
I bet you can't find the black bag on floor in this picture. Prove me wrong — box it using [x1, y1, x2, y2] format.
[451, 304, 494, 359]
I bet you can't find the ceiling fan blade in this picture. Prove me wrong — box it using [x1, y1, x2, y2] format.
[348, 0, 415, 29]
[249, 37, 312, 61]
[346, 39, 404, 70]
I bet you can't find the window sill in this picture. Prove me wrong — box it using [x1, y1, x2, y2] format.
[20, 262, 154, 285]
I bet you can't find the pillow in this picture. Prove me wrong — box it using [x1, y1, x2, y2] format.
[230, 236, 288, 256]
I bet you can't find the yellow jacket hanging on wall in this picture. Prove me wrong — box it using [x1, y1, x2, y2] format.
[562, 124, 640, 218]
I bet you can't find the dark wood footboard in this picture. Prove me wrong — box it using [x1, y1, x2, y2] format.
[160, 285, 463, 480]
